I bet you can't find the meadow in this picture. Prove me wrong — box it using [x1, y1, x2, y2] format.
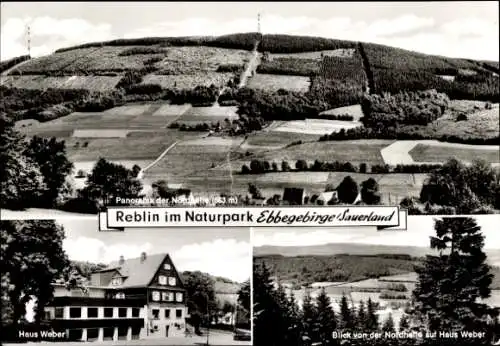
[270, 49, 355, 60]
[409, 144, 500, 164]
[271, 119, 362, 135]
[1, 75, 121, 91]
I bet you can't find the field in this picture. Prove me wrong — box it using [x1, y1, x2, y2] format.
[271, 119, 362, 135]
[0, 75, 121, 91]
[409, 144, 500, 164]
[247, 73, 310, 92]
[270, 49, 356, 60]
[152, 104, 192, 117]
[428, 102, 500, 139]
[241, 130, 320, 150]
[257, 58, 320, 76]
[141, 72, 233, 89]
[250, 140, 392, 165]
[319, 104, 364, 121]
[177, 105, 239, 123]
[154, 46, 249, 74]
[9, 46, 250, 75]
[144, 136, 244, 181]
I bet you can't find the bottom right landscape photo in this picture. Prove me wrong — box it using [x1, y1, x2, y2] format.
[252, 215, 500, 346]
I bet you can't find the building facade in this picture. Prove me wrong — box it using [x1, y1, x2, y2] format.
[44, 252, 188, 342]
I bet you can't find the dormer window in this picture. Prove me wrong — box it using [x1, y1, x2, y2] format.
[168, 277, 176, 286]
[158, 275, 167, 285]
[111, 277, 122, 286]
[164, 264, 171, 270]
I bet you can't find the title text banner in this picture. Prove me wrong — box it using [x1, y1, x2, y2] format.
[105, 206, 400, 228]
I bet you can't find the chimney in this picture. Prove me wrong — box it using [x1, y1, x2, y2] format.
[119, 255, 125, 266]
[140, 252, 147, 263]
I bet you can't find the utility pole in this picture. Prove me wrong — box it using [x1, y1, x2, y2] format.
[26, 25, 31, 57]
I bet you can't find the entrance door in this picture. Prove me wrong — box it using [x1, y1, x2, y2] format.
[165, 325, 169, 337]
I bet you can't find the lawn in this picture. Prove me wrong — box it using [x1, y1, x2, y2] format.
[152, 104, 192, 117]
[247, 74, 310, 92]
[271, 119, 362, 135]
[409, 144, 499, 164]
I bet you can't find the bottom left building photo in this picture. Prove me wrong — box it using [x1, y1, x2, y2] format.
[0, 218, 252, 345]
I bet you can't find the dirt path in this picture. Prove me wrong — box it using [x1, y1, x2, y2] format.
[381, 140, 499, 166]
[238, 40, 261, 88]
[137, 141, 179, 179]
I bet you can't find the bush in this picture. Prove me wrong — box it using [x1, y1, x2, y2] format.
[125, 83, 163, 95]
[336, 176, 359, 204]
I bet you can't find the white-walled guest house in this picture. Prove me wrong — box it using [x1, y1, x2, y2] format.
[43, 252, 188, 342]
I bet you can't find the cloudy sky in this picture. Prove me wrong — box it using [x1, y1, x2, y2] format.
[253, 215, 500, 250]
[57, 218, 251, 283]
[1, 1, 498, 61]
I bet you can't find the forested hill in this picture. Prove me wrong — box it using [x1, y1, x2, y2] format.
[254, 252, 500, 289]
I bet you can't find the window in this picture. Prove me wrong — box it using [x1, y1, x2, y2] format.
[168, 292, 174, 301]
[118, 326, 128, 340]
[152, 309, 160, 320]
[164, 264, 171, 270]
[176, 309, 183, 318]
[158, 275, 167, 285]
[111, 277, 122, 286]
[132, 308, 140, 318]
[164, 309, 171, 319]
[118, 308, 127, 318]
[161, 292, 168, 301]
[115, 292, 125, 299]
[87, 307, 98, 318]
[55, 308, 64, 318]
[103, 327, 114, 340]
[175, 292, 183, 302]
[168, 277, 176, 286]
[152, 291, 160, 301]
[69, 307, 81, 318]
[44, 311, 51, 320]
[68, 329, 83, 340]
[104, 308, 114, 318]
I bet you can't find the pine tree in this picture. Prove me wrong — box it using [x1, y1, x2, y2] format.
[382, 313, 395, 333]
[413, 217, 499, 345]
[253, 263, 286, 346]
[366, 298, 379, 331]
[286, 292, 303, 346]
[315, 288, 337, 345]
[302, 289, 317, 343]
[339, 294, 354, 331]
[357, 300, 367, 329]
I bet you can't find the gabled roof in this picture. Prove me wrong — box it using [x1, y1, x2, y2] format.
[105, 253, 168, 289]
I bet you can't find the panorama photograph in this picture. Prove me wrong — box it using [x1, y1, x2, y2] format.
[0, 1, 499, 218]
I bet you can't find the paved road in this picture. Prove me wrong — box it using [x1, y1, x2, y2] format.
[3, 331, 250, 346]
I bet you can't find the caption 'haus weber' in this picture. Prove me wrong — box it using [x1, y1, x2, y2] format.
[43, 252, 188, 342]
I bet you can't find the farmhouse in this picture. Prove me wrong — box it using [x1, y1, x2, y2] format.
[43, 252, 188, 342]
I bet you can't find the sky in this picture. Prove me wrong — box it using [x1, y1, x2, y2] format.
[57, 218, 251, 283]
[1, 1, 498, 61]
[253, 215, 500, 250]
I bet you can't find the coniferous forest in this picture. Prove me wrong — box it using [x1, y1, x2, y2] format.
[253, 217, 500, 346]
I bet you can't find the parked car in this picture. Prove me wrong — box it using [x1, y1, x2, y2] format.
[233, 328, 251, 341]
